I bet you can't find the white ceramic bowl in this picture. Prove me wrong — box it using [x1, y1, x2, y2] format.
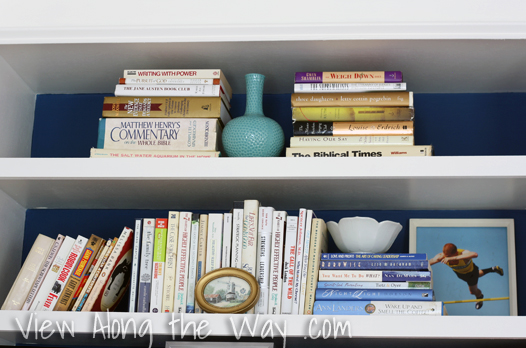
[327, 217, 402, 253]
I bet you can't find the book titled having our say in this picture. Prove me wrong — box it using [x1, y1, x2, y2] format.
[286, 145, 432, 158]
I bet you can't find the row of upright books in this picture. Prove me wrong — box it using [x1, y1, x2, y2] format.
[2, 228, 133, 312]
[91, 69, 233, 159]
[286, 71, 433, 158]
[312, 253, 443, 315]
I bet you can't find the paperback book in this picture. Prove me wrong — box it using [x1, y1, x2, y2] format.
[291, 107, 414, 122]
[291, 91, 413, 107]
[318, 270, 432, 282]
[289, 136, 414, 147]
[294, 71, 403, 84]
[313, 300, 443, 315]
[317, 281, 432, 289]
[321, 253, 428, 260]
[315, 288, 433, 301]
[137, 219, 155, 312]
[320, 259, 429, 270]
[294, 82, 406, 93]
[293, 121, 414, 136]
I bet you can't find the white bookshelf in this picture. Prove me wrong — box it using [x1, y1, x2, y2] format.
[0, 0, 525, 346]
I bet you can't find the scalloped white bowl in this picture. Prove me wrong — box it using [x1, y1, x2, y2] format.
[327, 217, 403, 253]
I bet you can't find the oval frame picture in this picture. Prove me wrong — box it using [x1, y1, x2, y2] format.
[195, 267, 260, 314]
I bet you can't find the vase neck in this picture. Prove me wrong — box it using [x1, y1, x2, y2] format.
[244, 73, 265, 116]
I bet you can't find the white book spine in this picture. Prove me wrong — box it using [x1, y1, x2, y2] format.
[206, 213, 223, 272]
[174, 212, 192, 313]
[186, 215, 200, 313]
[221, 213, 233, 268]
[121, 78, 217, 85]
[150, 218, 168, 313]
[162, 212, 180, 312]
[294, 82, 407, 93]
[292, 208, 307, 315]
[298, 209, 314, 314]
[22, 235, 65, 310]
[137, 218, 155, 312]
[41, 235, 88, 311]
[241, 200, 260, 277]
[231, 203, 244, 269]
[30, 237, 76, 311]
[128, 220, 142, 312]
[268, 211, 287, 315]
[114, 84, 221, 97]
[123, 69, 221, 79]
[255, 206, 274, 314]
[281, 216, 298, 314]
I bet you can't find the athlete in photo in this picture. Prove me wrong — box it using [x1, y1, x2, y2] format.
[429, 243, 504, 309]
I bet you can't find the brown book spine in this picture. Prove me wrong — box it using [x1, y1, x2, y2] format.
[291, 91, 413, 107]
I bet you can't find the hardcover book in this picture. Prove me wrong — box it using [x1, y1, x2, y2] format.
[320, 260, 430, 270]
[303, 218, 328, 315]
[313, 300, 443, 316]
[294, 82, 406, 93]
[286, 145, 432, 158]
[292, 121, 414, 137]
[291, 106, 414, 122]
[162, 212, 180, 313]
[137, 218, 155, 312]
[321, 253, 428, 260]
[150, 218, 168, 313]
[318, 270, 432, 282]
[294, 71, 403, 84]
[281, 215, 298, 314]
[97, 118, 222, 152]
[315, 288, 434, 301]
[2, 234, 55, 310]
[317, 281, 432, 290]
[291, 91, 413, 107]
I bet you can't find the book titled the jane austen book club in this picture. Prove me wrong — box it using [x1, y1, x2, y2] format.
[97, 118, 222, 151]
[313, 301, 443, 316]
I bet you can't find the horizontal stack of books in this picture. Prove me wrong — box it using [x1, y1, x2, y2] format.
[286, 71, 433, 158]
[90, 69, 233, 159]
[312, 253, 443, 315]
[3, 201, 330, 315]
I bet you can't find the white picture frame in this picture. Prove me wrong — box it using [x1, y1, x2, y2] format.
[409, 218, 517, 316]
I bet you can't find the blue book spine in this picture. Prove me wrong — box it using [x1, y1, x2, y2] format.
[320, 259, 429, 270]
[313, 301, 443, 315]
[321, 253, 427, 260]
[317, 281, 432, 289]
[315, 288, 433, 301]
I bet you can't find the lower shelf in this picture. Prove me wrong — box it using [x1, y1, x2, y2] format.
[0, 311, 525, 346]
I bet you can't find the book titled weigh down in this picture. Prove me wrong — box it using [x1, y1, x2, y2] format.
[318, 270, 431, 282]
[315, 288, 433, 301]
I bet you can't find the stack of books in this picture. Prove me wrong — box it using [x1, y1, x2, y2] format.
[91, 69, 233, 159]
[312, 253, 443, 316]
[286, 71, 433, 158]
[1, 228, 133, 312]
[2, 201, 330, 315]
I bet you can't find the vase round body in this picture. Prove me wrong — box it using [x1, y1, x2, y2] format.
[222, 73, 285, 157]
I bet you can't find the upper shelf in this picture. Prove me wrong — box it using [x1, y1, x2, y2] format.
[0, 156, 525, 210]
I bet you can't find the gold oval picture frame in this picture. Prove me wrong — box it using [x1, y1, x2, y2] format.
[195, 267, 260, 314]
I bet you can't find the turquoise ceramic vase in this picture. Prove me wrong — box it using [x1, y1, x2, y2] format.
[222, 73, 285, 157]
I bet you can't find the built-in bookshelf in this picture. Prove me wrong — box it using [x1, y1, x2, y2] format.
[1, 1, 526, 346]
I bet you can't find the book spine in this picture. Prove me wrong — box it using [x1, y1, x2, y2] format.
[72, 239, 106, 307]
[75, 238, 116, 311]
[295, 71, 403, 84]
[102, 96, 228, 118]
[292, 208, 307, 315]
[293, 121, 414, 137]
[71, 238, 110, 311]
[22, 235, 64, 310]
[114, 84, 221, 97]
[30, 236, 76, 311]
[150, 218, 168, 313]
[290, 136, 414, 147]
[194, 214, 208, 314]
[291, 91, 413, 107]
[55, 234, 103, 311]
[268, 211, 287, 315]
[97, 118, 220, 151]
[174, 212, 192, 313]
[206, 213, 223, 272]
[162, 212, 180, 313]
[313, 301, 443, 316]
[303, 218, 328, 315]
[120, 78, 220, 85]
[41, 235, 87, 311]
[222, 213, 233, 268]
[128, 219, 142, 312]
[231, 201, 244, 269]
[318, 270, 432, 282]
[281, 215, 298, 314]
[317, 281, 432, 289]
[321, 253, 428, 260]
[124, 69, 221, 79]
[186, 214, 200, 313]
[255, 206, 274, 314]
[286, 145, 431, 158]
[320, 260, 429, 270]
[137, 218, 155, 312]
[291, 107, 414, 122]
[294, 83, 406, 93]
[90, 148, 220, 158]
[241, 199, 260, 277]
[315, 288, 434, 301]
[298, 210, 314, 314]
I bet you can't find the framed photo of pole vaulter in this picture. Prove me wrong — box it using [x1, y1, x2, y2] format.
[409, 219, 517, 316]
